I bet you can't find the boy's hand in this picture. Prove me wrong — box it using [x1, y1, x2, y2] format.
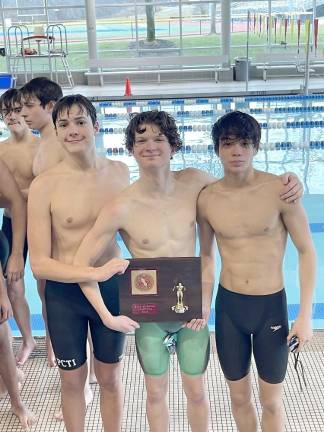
[287, 316, 313, 352]
[0, 291, 13, 323]
[185, 305, 210, 332]
[279, 172, 303, 203]
[102, 315, 140, 334]
[94, 258, 129, 282]
[185, 318, 207, 332]
[5, 253, 24, 285]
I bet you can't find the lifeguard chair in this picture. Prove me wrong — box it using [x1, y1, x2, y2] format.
[7, 24, 74, 88]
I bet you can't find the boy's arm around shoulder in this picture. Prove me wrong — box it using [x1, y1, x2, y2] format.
[181, 167, 217, 189]
[106, 159, 130, 188]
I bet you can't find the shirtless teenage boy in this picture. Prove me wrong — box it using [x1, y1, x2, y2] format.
[56, 111, 302, 432]
[197, 111, 316, 432]
[28, 94, 138, 432]
[0, 160, 36, 430]
[20, 77, 63, 366]
[0, 88, 38, 365]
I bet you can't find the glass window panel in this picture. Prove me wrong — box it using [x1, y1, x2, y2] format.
[181, 1, 221, 55]
[95, 5, 137, 58]
[135, 3, 181, 55]
[231, 1, 318, 61]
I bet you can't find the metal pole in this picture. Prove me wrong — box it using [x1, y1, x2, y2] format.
[268, 0, 272, 53]
[85, 0, 98, 72]
[179, 0, 183, 55]
[312, 0, 316, 48]
[134, 0, 139, 56]
[221, 0, 230, 67]
[304, 19, 311, 95]
[246, 10, 250, 92]
[0, 0, 10, 73]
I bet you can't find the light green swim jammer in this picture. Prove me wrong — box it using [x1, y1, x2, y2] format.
[135, 322, 210, 376]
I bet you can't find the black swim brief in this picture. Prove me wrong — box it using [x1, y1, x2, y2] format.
[45, 275, 125, 370]
[215, 284, 289, 384]
[1, 215, 28, 268]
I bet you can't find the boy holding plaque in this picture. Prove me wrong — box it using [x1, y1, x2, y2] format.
[69, 111, 303, 431]
[73, 111, 214, 431]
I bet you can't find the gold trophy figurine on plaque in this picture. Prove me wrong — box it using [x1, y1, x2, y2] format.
[118, 257, 202, 322]
[171, 282, 189, 314]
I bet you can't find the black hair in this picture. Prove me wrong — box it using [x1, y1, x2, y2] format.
[211, 111, 261, 155]
[125, 110, 182, 153]
[0, 89, 21, 119]
[20, 77, 63, 107]
[52, 94, 97, 127]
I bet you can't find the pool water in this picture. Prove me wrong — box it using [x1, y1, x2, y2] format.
[0, 94, 323, 334]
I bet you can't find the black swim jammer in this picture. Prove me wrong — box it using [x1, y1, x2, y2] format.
[1, 215, 28, 268]
[0, 229, 9, 269]
[215, 284, 289, 384]
[45, 275, 125, 370]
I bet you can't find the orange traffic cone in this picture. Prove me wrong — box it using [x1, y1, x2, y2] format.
[124, 77, 132, 96]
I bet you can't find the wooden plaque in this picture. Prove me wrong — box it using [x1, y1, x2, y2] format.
[118, 257, 202, 322]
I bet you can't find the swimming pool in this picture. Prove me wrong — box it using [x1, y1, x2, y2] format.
[1, 93, 323, 334]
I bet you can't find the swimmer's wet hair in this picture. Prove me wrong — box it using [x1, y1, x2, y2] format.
[20, 77, 63, 108]
[0, 89, 22, 119]
[52, 94, 97, 127]
[125, 110, 182, 153]
[212, 111, 261, 155]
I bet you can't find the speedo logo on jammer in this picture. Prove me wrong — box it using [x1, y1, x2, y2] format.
[270, 325, 282, 332]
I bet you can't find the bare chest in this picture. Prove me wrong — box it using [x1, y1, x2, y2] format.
[124, 194, 197, 255]
[208, 192, 281, 240]
[51, 176, 121, 231]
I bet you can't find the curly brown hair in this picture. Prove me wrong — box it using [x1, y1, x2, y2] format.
[125, 110, 182, 153]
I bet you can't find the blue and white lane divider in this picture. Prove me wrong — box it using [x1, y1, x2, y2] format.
[99, 105, 324, 119]
[97, 120, 324, 134]
[105, 141, 324, 155]
[97, 93, 324, 108]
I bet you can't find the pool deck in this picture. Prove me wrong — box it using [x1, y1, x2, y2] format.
[1, 332, 324, 431]
[67, 76, 324, 101]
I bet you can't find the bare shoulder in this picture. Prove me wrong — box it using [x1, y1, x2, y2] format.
[105, 158, 129, 172]
[176, 167, 216, 188]
[103, 158, 129, 179]
[0, 138, 10, 149]
[255, 171, 283, 192]
[29, 162, 66, 193]
[29, 174, 52, 201]
[197, 180, 222, 217]
[199, 176, 223, 197]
